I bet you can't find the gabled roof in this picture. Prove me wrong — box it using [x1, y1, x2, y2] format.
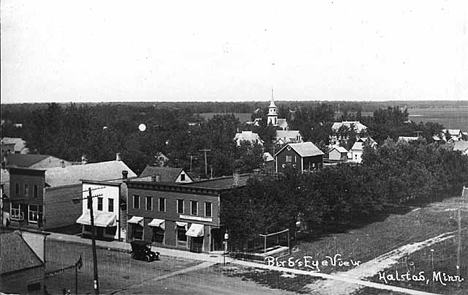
[276, 130, 301, 139]
[263, 152, 274, 162]
[1, 137, 27, 152]
[330, 146, 348, 154]
[45, 160, 137, 187]
[0, 231, 44, 275]
[332, 121, 368, 133]
[351, 141, 364, 151]
[276, 142, 324, 157]
[234, 131, 264, 146]
[5, 154, 51, 168]
[139, 166, 192, 182]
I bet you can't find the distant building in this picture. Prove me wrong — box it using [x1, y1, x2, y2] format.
[4, 153, 71, 169]
[9, 156, 136, 230]
[328, 146, 348, 162]
[453, 141, 468, 156]
[234, 131, 264, 147]
[266, 92, 289, 130]
[126, 174, 249, 253]
[275, 130, 303, 146]
[330, 121, 368, 147]
[275, 142, 324, 173]
[348, 138, 377, 164]
[137, 166, 193, 183]
[0, 231, 46, 294]
[1, 137, 29, 154]
[397, 136, 420, 143]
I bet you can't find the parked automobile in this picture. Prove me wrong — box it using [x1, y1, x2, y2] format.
[130, 240, 160, 262]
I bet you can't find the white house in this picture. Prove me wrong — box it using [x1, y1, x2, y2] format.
[234, 131, 264, 147]
[77, 180, 125, 241]
[348, 138, 377, 164]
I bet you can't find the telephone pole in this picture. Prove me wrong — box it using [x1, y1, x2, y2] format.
[88, 187, 101, 295]
[199, 149, 211, 177]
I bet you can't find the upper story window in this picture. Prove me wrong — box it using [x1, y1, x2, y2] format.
[133, 195, 140, 209]
[33, 185, 38, 198]
[146, 196, 153, 211]
[108, 198, 114, 212]
[177, 199, 184, 214]
[180, 174, 186, 181]
[159, 197, 166, 212]
[205, 202, 212, 217]
[97, 197, 103, 211]
[191, 200, 198, 215]
[24, 184, 29, 196]
[286, 155, 292, 163]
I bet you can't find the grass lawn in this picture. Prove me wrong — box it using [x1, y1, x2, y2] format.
[228, 195, 468, 294]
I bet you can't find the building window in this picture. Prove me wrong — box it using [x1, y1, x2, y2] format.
[133, 195, 140, 209]
[108, 198, 114, 212]
[205, 202, 212, 217]
[177, 199, 184, 214]
[11, 203, 23, 221]
[24, 184, 29, 196]
[28, 205, 42, 224]
[191, 200, 198, 215]
[176, 224, 187, 245]
[159, 197, 166, 212]
[152, 227, 164, 244]
[132, 224, 143, 240]
[286, 155, 292, 162]
[97, 197, 103, 211]
[146, 196, 153, 211]
[105, 226, 117, 236]
[15, 183, 19, 195]
[34, 185, 38, 198]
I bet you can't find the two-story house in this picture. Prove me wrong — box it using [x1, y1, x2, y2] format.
[125, 174, 249, 253]
[275, 142, 324, 173]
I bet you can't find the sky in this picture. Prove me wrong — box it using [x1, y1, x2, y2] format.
[1, 0, 467, 104]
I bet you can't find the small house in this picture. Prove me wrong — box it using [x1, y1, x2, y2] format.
[275, 142, 324, 173]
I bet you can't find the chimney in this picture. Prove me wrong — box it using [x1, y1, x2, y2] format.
[116, 153, 121, 161]
[122, 170, 128, 179]
[61, 160, 65, 168]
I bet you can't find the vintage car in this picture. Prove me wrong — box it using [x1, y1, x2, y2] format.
[130, 240, 160, 262]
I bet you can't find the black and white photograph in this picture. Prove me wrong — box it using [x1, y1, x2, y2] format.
[1, 1, 468, 294]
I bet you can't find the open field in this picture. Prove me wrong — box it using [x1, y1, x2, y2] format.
[408, 107, 468, 130]
[220, 194, 468, 294]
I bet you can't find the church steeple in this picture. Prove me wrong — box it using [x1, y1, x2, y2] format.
[267, 89, 278, 126]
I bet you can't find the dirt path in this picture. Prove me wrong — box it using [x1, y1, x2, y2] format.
[304, 231, 457, 295]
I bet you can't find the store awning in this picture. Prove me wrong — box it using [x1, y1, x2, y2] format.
[175, 221, 188, 230]
[186, 223, 204, 237]
[127, 216, 144, 226]
[148, 219, 165, 230]
[76, 211, 117, 227]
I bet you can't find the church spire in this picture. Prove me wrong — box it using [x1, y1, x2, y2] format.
[269, 89, 276, 108]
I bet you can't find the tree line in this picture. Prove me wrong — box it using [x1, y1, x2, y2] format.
[221, 139, 468, 251]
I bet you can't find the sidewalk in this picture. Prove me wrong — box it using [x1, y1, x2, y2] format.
[47, 232, 234, 264]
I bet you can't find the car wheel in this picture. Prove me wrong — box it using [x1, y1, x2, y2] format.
[146, 256, 152, 262]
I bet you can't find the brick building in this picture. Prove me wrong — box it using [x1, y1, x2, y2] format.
[126, 175, 249, 253]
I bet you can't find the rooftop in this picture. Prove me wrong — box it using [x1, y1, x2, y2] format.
[0, 231, 44, 275]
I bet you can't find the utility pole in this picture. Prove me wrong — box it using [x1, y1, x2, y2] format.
[457, 206, 461, 279]
[88, 187, 100, 295]
[199, 149, 211, 177]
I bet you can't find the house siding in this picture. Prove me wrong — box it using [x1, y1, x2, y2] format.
[276, 149, 301, 173]
[44, 184, 82, 230]
[0, 266, 45, 294]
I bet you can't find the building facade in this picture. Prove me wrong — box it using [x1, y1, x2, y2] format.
[126, 176, 248, 253]
[275, 142, 324, 173]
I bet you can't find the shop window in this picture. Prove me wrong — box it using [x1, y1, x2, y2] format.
[132, 224, 143, 240]
[28, 205, 39, 223]
[11, 203, 23, 221]
[176, 225, 187, 246]
[105, 226, 117, 236]
[152, 227, 164, 243]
